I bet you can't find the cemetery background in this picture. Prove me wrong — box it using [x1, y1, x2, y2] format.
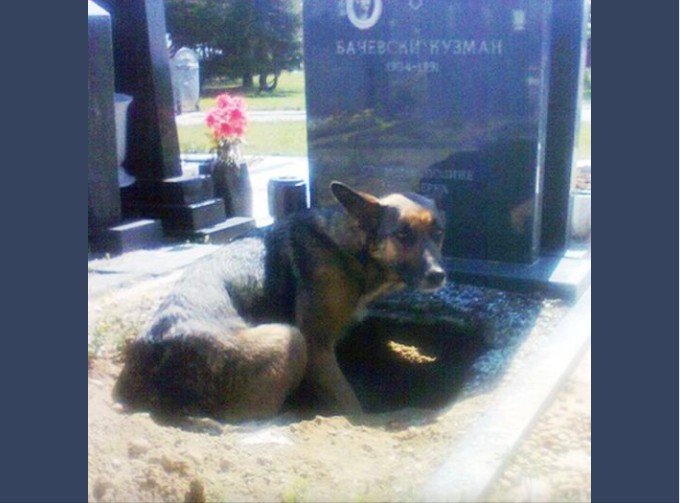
[88, 1, 591, 501]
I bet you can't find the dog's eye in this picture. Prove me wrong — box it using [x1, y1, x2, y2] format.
[395, 228, 416, 245]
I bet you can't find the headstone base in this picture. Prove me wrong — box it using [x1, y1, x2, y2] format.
[151, 199, 228, 233]
[89, 219, 164, 256]
[121, 175, 255, 245]
[131, 175, 216, 206]
[171, 217, 256, 244]
[445, 252, 591, 303]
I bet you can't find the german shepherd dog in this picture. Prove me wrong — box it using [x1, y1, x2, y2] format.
[114, 182, 447, 421]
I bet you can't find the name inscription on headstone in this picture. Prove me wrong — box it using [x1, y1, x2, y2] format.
[336, 38, 504, 56]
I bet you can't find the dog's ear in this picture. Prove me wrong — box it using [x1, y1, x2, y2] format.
[330, 181, 382, 230]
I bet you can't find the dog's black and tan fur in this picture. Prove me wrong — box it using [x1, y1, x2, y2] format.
[114, 182, 446, 421]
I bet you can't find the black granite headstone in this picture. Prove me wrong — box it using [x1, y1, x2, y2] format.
[89, 1, 166, 256]
[98, 0, 182, 181]
[541, 0, 589, 255]
[88, 1, 120, 237]
[304, 0, 553, 264]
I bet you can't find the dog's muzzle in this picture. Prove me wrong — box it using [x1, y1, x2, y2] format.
[423, 268, 446, 290]
[418, 266, 447, 292]
[417, 245, 447, 292]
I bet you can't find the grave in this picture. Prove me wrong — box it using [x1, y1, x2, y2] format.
[88, 0, 119, 241]
[88, 0, 254, 255]
[88, 0, 163, 255]
[303, 0, 590, 300]
[542, 0, 591, 254]
[170, 47, 201, 114]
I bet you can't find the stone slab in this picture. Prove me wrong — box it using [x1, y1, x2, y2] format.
[88, 243, 221, 298]
[129, 176, 216, 206]
[173, 217, 256, 245]
[90, 218, 164, 256]
[131, 198, 226, 233]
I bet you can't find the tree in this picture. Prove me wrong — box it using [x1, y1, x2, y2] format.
[165, 0, 302, 91]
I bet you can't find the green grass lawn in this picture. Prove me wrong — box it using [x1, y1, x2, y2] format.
[179, 70, 308, 156]
[577, 120, 591, 160]
[199, 70, 306, 112]
[179, 117, 590, 159]
[179, 120, 308, 157]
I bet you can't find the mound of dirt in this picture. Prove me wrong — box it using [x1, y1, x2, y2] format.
[88, 273, 589, 502]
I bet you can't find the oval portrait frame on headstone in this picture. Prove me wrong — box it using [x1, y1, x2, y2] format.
[346, 0, 382, 30]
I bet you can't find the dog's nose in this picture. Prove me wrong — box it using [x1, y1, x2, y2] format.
[425, 269, 446, 289]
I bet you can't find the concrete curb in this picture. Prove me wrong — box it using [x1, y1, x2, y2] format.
[418, 287, 591, 502]
[175, 110, 306, 126]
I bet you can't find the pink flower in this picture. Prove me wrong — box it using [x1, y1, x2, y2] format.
[223, 124, 234, 136]
[216, 94, 233, 109]
[229, 108, 245, 122]
[205, 93, 248, 144]
[205, 112, 218, 128]
[232, 124, 245, 137]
